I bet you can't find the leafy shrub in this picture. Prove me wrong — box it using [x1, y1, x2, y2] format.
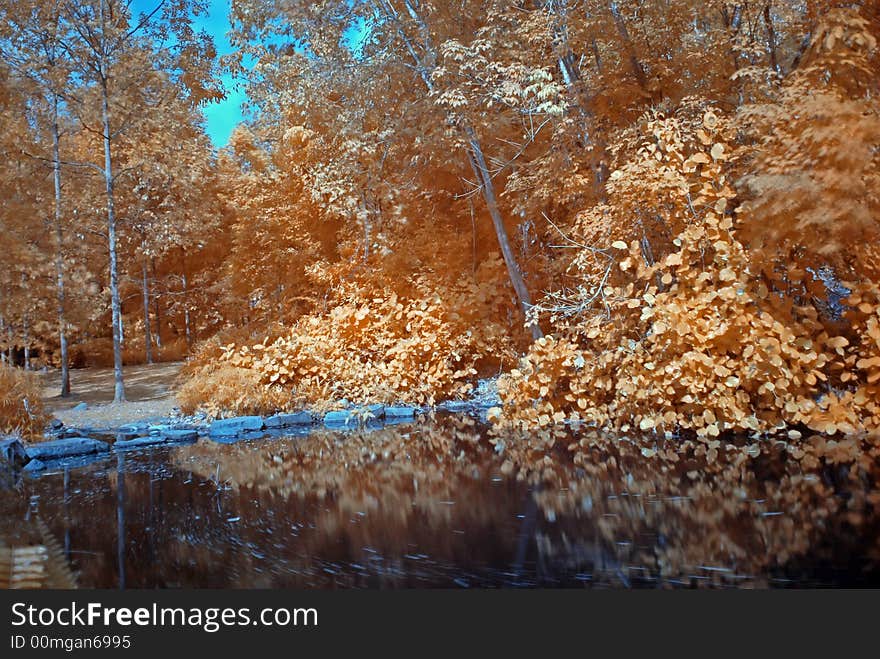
[179, 264, 517, 414]
[496, 101, 880, 438]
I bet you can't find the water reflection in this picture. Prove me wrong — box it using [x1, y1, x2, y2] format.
[502, 427, 880, 586]
[0, 515, 77, 589]
[0, 417, 878, 588]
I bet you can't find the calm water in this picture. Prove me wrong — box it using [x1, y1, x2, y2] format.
[2, 417, 879, 588]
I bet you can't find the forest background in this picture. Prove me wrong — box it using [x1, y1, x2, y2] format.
[1, 0, 878, 441]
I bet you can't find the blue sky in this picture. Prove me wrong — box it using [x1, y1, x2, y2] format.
[190, 2, 367, 147]
[133, 0, 243, 147]
[192, 0, 243, 147]
[133, 1, 367, 148]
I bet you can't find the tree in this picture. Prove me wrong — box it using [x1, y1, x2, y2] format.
[228, 0, 558, 339]
[116, 92, 221, 363]
[58, 0, 220, 400]
[0, 0, 78, 394]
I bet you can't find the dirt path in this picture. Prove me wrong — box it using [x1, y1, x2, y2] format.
[41, 362, 184, 428]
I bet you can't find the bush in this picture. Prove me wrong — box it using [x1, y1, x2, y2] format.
[496, 102, 880, 438]
[178, 266, 517, 415]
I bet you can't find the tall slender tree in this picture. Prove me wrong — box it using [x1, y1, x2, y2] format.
[58, 0, 220, 401]
[0, 0, 76, 395]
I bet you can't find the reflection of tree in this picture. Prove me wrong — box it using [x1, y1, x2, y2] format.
[4, 420, 878, 588]
[499, 429, 880, 587]
[178, 417, 488, 505]
[166, 417, 526, 586]
[0, 518, 77, 589]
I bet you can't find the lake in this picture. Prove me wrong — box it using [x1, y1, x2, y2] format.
[2, 415, 878, 588]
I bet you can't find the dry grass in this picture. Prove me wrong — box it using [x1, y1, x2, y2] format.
[0, 364, 47, 439]
[176, 363, 294, 418]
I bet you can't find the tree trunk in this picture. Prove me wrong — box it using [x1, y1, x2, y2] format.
[763, 2, 780, 76]
[101, 75, 125, 402]
[464, 127, 543, 340]
[52, 97, 71, 397]
[592, 38, 603, 74]
[151, 259, 162, 349]
[142, 258, 153, 365]
[548, 3, 608, 199]
[154, 299, 162, 349]
[23, 318, 30, 370]
[722, 4, 745, 77]
[183, 272, 192, 350]
[380, 0, 542, 339]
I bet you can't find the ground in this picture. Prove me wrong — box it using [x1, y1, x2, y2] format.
[41, 362, 183, 429]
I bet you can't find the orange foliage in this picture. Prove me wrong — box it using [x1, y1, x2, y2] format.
[177, 363, 294, 418]
[736, 9, 880, 284]
[180, 261, 517, 414]
[0, 364, 47, 439]
[497, 86, 880, 437]
[5, 0, 880, 442]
